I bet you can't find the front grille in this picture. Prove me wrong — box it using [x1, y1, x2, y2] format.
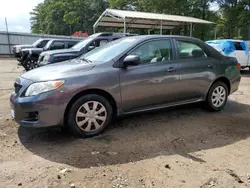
[14, 82, 22, 93]
[38, 56, 44, 64]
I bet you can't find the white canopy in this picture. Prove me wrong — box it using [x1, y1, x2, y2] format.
[93, 9, 214, 36]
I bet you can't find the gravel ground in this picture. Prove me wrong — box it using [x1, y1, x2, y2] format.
[0, 59, 250, 188]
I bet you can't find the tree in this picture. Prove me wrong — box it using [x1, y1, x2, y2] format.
[30, 0, 108, 35]
[30, 0, 250, 40]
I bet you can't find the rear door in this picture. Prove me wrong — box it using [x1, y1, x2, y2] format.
[174, 39, 219, 102]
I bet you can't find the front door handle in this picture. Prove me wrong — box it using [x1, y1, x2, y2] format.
[167, 67, 177, 72]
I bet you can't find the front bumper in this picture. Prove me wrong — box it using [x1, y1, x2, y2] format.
[9, 78, 67, 128]
[10, 93, 65, 128]
[14, 52, 22, 60]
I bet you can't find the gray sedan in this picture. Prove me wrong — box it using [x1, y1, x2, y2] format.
[10, 35, 241, 137]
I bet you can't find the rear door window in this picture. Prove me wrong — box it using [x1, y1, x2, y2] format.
[51, 41, 66, 50]
[68, 41, 79, 48]
[234, 42, 244, 51]
[177, 40, 208, 59]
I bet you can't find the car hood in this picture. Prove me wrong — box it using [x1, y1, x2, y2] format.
[21, 59, 95, 82]
[14, 44, 34, 49]
[21, 48, 43, 52]
[41, 48, 78, 56]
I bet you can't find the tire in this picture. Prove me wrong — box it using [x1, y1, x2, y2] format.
[23, 56, 39, 71]
[67, 94, 113, 138]
[206, 81, 228, 111]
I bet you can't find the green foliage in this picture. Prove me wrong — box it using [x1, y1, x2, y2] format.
[30, 0, 108, 35]
[30, 0, 250, 40]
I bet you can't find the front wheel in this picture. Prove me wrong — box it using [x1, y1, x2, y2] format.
[23, 57, 39, 71]
[206, 81, 228, 111]
[67, 94, 113, 137]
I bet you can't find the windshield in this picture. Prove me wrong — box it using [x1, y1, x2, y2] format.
[32, 39, 43, 46]
[43, 40, 53, 50]
[80, 37, 139, 63]
[71, 38, 92, 51]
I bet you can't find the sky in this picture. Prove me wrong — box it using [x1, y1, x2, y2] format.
[0, 0, 44, 33]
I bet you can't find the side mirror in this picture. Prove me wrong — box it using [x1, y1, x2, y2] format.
[87, 46, 95, 51]
[123, 55, 141, 67]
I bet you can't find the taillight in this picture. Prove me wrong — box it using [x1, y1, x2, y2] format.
[237, 63, 241, 70]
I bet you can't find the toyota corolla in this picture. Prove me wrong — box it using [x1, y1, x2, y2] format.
[10, 35, 241, 137]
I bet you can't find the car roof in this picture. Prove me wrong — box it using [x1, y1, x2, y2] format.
[121, 35, 203, 43]
[207, 39, 245, 43]
[48, 38, 82, 42]
[39, 38, 82, 42]
[89, 32, 138, 39]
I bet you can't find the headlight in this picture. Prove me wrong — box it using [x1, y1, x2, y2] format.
[17, 47, 21, 53]
[44, 55, 51, 62]
[25, 80, 65, 97]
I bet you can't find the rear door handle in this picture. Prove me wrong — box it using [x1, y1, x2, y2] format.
[167, 67, 177, 72]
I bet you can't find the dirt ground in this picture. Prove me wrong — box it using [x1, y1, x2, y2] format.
[0, 59, 250, 188]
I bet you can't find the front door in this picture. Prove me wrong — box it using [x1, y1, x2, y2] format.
[119, 39, 180, 112]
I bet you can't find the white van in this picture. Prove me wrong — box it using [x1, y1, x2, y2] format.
[206, 39, 250, 69]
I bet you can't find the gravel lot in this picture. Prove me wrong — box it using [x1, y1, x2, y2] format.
[0, 59, 250, 188]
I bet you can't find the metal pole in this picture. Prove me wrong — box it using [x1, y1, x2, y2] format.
[214, 27, 217, 39]
[248, 12, 250, 40]
[190, 23, 193, 37]
[148, 29, 150, 35]
[123, 17, 126, 33]
[160, 20, 163, 35]
[93, 26, 96, 34]
[170, 30, 173, 35]
[5, 17, 11, 56]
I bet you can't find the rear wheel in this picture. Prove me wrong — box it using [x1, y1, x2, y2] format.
[67, 94, 113, 137]
[23, 57, 39, 71]
[206, 81, 228, 111]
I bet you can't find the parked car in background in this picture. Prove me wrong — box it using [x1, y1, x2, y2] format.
[12, 39, 50, 63]
[21, 39, 81, 71]
[10, 35, 241, 137]
[38, 32, 137, 67]
[206, 39, 250, 69]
